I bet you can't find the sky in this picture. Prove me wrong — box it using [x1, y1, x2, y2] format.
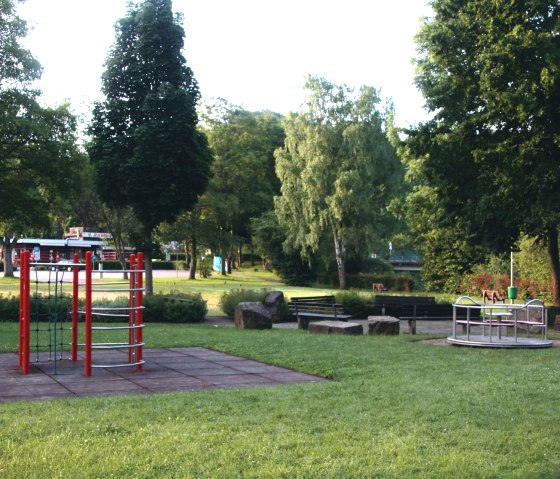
[17, 0, 434, 132]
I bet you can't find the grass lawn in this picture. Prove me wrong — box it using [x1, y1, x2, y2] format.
[1, 321, 559, 478]
[1, 266, 558, 477]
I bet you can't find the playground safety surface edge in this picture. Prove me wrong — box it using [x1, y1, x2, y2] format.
[0, 347, 328, 402]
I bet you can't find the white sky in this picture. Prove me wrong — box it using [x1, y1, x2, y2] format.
[17, 0, 433, 132]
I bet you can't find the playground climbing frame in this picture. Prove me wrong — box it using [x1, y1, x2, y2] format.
[18, 250, 145, 376]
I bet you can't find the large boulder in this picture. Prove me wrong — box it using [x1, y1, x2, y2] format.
[263, 291, 285, 323]
[367, 316, 400, 335]
[234, 302, 273, 329]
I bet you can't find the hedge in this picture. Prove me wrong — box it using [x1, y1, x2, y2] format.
[0, 292, 207, 323]
[98, 260, 187, 271]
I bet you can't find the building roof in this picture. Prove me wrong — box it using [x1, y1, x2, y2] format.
[17, 238, 104, 248]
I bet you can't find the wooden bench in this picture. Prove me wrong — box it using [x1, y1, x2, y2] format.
[288, 295, 352, 330]
[400, 303, 481, 334]
[372, 295, 436, 317]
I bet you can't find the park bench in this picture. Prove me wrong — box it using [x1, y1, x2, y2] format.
[372, 295, 436, 317]
[288, 295, 352, 330]
[400, 303, 481, 334]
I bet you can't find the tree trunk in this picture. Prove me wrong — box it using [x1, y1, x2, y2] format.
[221, 246, 227, 276]
[237, 244, 242, 268]
[547, 228, 560, 306]
[189, 234, 197, 279]
[332, 226, 347, 289]
[103, 208, 129, 279]
[1, 237, 15, 277]
[144, 231, 154, 295]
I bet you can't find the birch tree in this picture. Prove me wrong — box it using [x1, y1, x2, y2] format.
[274, 76, 401, 289]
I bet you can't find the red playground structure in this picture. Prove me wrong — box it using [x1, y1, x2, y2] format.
[18, 250, 145, 376]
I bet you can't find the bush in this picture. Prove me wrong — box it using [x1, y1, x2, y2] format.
[0, 294, 19, 322]
[219, 289, 271, 318]
[144, 292, 207, 323]
[335, 291, 374, 319]
[198, 257, 213, 278]
[91, 293, 207, 323]
[0, 293, 208, 324]
[0, 294, 73, 322]
[99, 260, 124, 270]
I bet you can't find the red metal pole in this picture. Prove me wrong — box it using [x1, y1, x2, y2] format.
[84, 251, 92, 376]
[18, 251, 24, 367]
[128, 254, 136, 364]
[71, 253, 79, 361]
[19, 250, 31, 374]
[25, 251, 30, 374]
[136, 252, 143, 371]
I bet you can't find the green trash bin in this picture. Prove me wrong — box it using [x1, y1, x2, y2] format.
[508, 286, 518, 300]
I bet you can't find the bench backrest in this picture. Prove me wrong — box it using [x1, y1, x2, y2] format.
[402, 303, 481, 319]
[290, 295, 336, 303]
[288, 301, 344, 315]
[374, 295, 436, 306]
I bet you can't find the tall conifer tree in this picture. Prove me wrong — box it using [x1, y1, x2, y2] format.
[88, 0, 212, 293]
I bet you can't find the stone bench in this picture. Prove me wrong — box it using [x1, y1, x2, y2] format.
[308, 320, 363, 335]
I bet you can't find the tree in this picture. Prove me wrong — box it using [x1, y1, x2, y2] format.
[405, 0, 560, 302]
[274, 76, 402, 289]
[88, 0, 212, 293]
[0, 1, 86, 275]
[199, 100, 284, 273]
[251, 211, 316, 285]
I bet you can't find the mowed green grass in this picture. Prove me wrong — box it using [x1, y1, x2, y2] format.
[1, 323, 559, 478]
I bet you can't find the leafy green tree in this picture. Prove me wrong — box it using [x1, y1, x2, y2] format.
[0, 1, 85, 275]
[88, 0, 212, 293]
[156, 205, 215, 279]
[274, 76, 402, 289]
[405, 0, 560, 302]
[199, 100, 284, 272]
[251, 211, 315, 285]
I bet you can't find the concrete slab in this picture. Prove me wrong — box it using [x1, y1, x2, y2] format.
[0, 348, 327, 403]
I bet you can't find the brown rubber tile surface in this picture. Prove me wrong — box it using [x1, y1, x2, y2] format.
[0, 348, 327, 402]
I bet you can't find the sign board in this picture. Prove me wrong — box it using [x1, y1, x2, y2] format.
[83, 232, 113, 239]
[213, 256, 222, 271]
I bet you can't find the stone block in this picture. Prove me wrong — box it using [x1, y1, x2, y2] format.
[367, 316, 400, 335]
[308, 320, 363, 335]
[234, 302, 273, 329]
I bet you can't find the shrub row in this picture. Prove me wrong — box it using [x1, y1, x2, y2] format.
[99, 260, 187, 270]
[0, 292, 207, 323]
[463, 272, 552, 303]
